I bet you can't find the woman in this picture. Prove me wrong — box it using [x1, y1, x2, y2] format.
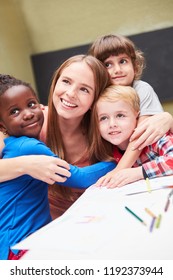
[44, 55, 112, 218]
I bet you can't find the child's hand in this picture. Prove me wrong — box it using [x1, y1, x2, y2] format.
[96, 167, 143, 188]
[95, 170, 117, 188]
[130, 112, 173, 150]
[23, 155, 71, 185]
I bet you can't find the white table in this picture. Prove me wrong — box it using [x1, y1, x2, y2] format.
[13, 176, 173, 260]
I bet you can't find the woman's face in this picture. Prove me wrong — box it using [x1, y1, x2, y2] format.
[52, 61, 95, 121]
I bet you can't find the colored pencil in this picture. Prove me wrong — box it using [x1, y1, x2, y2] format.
[150, 217, 156, 232]
[145, 208, 157, 218]
[125, 206, 147, 226]
[155, 214, 162, 228]
[146, 178, 151, 193]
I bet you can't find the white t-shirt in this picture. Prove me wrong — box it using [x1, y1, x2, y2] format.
[133, 80, 163, 116]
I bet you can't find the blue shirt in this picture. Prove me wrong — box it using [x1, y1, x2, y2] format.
[0, 136, 116, 259]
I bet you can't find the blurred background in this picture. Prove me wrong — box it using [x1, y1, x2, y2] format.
[0, 0, 173, 113]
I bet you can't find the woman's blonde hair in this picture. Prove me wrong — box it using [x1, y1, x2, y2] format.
[88, 34, 145, 80]
[89, 85, 140, 162]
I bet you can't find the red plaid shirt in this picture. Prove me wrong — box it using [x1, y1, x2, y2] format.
[113, 132, 173, 179]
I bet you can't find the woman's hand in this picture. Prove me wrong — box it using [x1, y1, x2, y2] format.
[130, 112, 173, 150]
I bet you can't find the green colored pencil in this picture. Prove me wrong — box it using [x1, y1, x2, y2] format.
[125, 206, 147, 226]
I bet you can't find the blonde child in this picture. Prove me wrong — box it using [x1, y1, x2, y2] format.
[90, 85, 173, 187]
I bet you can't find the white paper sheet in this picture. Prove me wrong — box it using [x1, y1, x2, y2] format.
[13, 175, 173, 259]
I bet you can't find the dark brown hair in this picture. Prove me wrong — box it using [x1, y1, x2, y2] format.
[88, 34, 145, 80]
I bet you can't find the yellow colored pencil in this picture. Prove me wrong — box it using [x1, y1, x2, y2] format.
[146, 178, 151, 193]
[155, 214, 162, 228]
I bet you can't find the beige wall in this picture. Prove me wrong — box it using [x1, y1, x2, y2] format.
[0, 0, 35, 86]
[162, 102, 173, 115]
[0, 0, 173, 111]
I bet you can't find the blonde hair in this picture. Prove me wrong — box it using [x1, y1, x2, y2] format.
[90, 85, 140, 161]
[88, 34, 145, 80]
[46, 54, 111, 198]
[98, 85, 140, 112]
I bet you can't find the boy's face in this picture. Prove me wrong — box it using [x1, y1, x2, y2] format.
[97, 99, 138, 150]
[103, 54, 135, 86]
[0, 85, 44, 138]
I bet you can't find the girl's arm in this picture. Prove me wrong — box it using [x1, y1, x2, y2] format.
[0, 130, 71, 184]
[130, 112, 173, 150]
[0, 156, 71, 184]
[132, 82, 173, 148]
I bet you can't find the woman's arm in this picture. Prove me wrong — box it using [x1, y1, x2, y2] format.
[65, 160, 116, 188]
[2, 135, 116, 188]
